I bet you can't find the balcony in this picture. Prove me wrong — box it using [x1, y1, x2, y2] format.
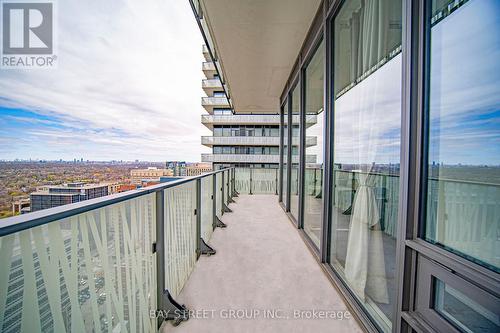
[201, 154, 279, 164]
[201, 114, 280, 129]
[201, 154, 316, 164]
[201, 136, 317, 147]
[201, 136, 279, 147]
[202, 61, 216, 79]
[200, 113, 317, 127]
[202, 44, 211, 61]
[201, 96, 230, 113]
[0, 168, 360, 333]
[202, 78, 223, 95]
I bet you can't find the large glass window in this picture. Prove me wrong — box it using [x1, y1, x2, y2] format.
[424, 0, 500, 272]
[282, 102, 289, 205]
[329, 0, 402, 331]
[303, 40, 325, 248]
[290, 84, 301, 221]
[434, 279, 499, 332]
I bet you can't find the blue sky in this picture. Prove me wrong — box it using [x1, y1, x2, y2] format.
[0, 0, 210, 161]
[428, 0, 500, 165]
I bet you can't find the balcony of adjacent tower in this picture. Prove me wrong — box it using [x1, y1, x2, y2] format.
[201, 96, 230, 113]
[201, 136, 317, 147]
[202, 78, 223, 95]
[201, 114, 317, 129]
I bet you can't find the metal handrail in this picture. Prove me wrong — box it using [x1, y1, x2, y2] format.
[0, 167, 234, 237]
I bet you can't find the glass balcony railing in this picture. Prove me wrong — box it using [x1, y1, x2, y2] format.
[200, 114, 317, 127]
[201, 97, 229, 106]
[202, 78, 222, 89]
[201, 136, 280, 146]
[332, 168, 500, 258]
[201, 61, 216, 72]
[201, 114, 280, 125]
[234, 168, 279, 195]
[0, 168, 236, 332]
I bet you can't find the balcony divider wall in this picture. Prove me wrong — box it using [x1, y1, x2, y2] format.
[277, 0, 500, 332]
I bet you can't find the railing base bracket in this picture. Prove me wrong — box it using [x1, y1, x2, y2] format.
[215, 216, 227, 228]
[199, 237, 216, 256]
[158, 290, 189, 327]
[223, 204, 232, 213]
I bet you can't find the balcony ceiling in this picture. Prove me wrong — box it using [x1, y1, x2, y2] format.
[200, 0, 321, 114]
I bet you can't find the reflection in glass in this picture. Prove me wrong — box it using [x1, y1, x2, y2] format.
[425, 0, 500, 272]
[290, 84, 301, 221]
[303, 40, 324, 248]
[329, 0, 402, 331]
[434, 279, 499, 332]
[282, 101, 288, 205]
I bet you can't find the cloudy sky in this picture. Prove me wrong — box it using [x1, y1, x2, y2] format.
[0, 0, 211, 162]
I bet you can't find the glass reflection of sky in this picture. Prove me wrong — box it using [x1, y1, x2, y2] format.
[334, 54, 402, 166]
[429, 0, 500, 166]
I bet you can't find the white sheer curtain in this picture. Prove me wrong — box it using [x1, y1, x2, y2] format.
[343, 0, 391, 304]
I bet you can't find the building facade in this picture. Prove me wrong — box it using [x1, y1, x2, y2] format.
[200, 45, 318, 169]
[130, 167, 173, 184]
[186, 163, 212, 176]
[191, 0, 500, 332]
[30, 182, 109, 212]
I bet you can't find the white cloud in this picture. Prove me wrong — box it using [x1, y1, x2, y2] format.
[0, 0, 212, 161]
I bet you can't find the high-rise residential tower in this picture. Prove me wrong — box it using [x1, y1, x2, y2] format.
[200, 45, 318, 170]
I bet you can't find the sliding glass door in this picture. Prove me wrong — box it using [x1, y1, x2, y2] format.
[303, 40, 325, 248]
[328, 0, 402, 331]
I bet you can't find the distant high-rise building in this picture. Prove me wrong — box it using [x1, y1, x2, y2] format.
[166, 161, 187, 176]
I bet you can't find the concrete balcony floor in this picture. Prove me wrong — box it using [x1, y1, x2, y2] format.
[162, 195, 362, 333]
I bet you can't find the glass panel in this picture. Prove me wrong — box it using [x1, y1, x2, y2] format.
[216, 173, 223, 218]
[201, 176, 214, 240]
[290, 84, 301, 220]
[424, 0, 500, 272]
[235, 168, 251, 194]
[329, 0, 402, 331]
[0, 194, 157, 332]
[282, 102, 289, 205]
[251, 169, 278, 194]
[434, 279, 500, 333]
[164, 182, 197, 298]
[304, 40, 325, 248]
